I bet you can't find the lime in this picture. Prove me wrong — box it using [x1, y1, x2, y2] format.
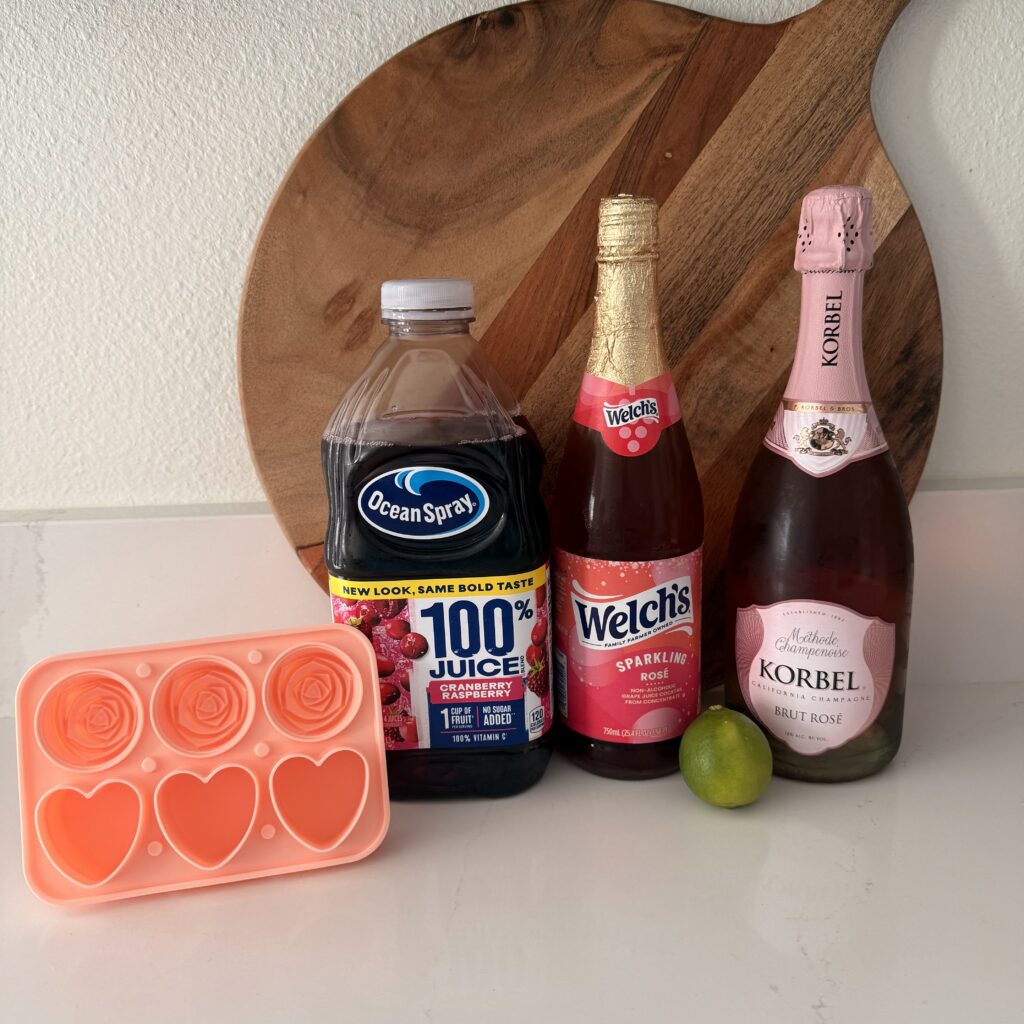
[679, 705, 772, 808]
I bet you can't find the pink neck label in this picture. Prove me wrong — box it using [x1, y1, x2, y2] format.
[764, 401, 888, 477]
[573, 372, 680, 457]
[765, 272, 887, 476]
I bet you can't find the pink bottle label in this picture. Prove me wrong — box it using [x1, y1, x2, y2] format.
[766, 274, 888, 476]
[554, 548, 701, 743]
[572, 372, 680, 456]
[763, 400, 888, 477]
[735, 600, 895, 755]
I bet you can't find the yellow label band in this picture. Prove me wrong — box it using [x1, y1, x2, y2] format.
[329, 565, 548, 601]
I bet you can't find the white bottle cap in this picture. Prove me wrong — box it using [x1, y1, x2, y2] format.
[380, 279, 475, 321]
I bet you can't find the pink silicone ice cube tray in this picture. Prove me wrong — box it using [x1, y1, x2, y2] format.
[16, 625, 388, 905]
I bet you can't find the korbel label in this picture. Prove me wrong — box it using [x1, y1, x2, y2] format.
[763, 401, 888, 477]
[764, 280, 889, 477]
[735, 600, 895, 755]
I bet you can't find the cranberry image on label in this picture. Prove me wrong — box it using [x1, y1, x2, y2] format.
[400, 632, 428, 660]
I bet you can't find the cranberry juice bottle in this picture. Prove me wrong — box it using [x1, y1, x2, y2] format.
[726, 186, 914, 782]
[552, 196, 704, 779]
[322, 280, 553, 798]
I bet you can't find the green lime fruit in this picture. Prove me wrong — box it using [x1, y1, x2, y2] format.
[679, 705, 773, 808]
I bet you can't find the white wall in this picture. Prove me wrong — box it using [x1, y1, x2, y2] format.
[2, 0, 1022, 511]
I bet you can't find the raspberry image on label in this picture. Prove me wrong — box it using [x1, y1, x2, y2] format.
[356, 601, 381, 626]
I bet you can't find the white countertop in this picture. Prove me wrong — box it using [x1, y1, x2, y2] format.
[2, 681, 1022, 1023]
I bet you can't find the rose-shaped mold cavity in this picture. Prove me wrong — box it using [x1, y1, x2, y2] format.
[35, 672, 143, 772]
[263, 644, 360, 741]
[151, 657, 254, 757]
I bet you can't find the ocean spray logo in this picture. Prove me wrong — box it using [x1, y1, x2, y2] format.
[603, 396, 660, 429]
[571, 576, 694, 651]
[358, 467, 489, 540]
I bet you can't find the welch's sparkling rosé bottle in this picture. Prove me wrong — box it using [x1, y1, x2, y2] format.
[726, 186, 914, 782]
[552, 196, 704, 779]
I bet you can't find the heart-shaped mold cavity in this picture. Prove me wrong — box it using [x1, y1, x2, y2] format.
[270, 749, 369, 852]
[263, 644, 359, 741]
[36, 672, 143, 771]
[155, 766, 257, 870]
[152, 658, 254, 756]
[36, 781, 142, 887]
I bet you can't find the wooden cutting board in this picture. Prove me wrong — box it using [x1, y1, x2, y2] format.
[238, 0, 942, 681]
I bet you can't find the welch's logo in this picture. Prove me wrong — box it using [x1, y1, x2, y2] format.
[571, 577, 694, 651]
[603, 397, 659, 429]
[358, 466, 489, 540]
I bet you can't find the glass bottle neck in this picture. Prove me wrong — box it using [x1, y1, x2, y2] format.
[586, 256, 668, 386]
[785, 272, 871, 405]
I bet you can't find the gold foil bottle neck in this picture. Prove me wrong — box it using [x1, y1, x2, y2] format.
[587, 195, 668, 385]
[597, 195, 658, 260]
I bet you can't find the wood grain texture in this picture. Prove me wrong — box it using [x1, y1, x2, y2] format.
[238, 0, 941, 682]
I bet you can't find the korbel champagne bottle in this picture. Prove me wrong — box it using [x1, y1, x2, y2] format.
[726, 186, 914, 782]
[553, 196, 704, 779]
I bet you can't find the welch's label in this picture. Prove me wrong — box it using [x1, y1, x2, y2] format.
[553, 549, 701, 744]
[602, 396, 659, 429]
[569, 576, 695, 651]
[357, 466, 489, 540]
[573, 372, 680, 458]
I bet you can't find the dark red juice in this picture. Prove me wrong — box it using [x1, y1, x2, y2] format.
[322, 280, 553, 799]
